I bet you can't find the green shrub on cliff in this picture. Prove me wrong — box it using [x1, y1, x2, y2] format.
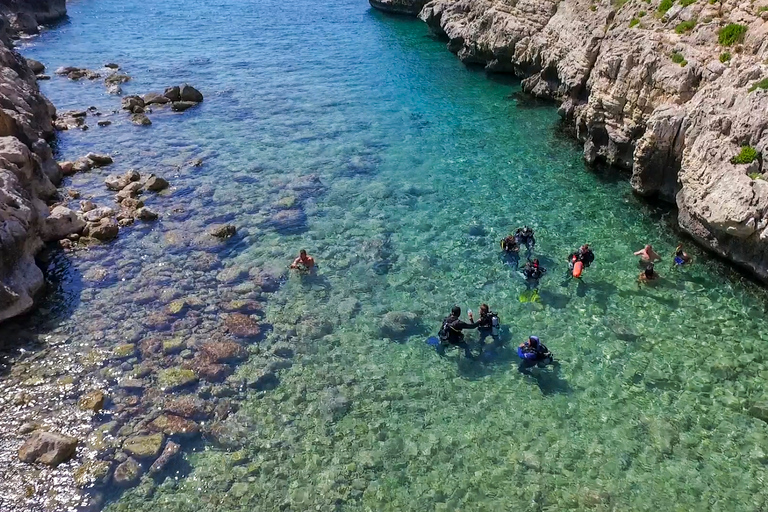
[731, 146, 758, 164]
[639, 10, 647, 16]
[630, 17, 641, 27]
[718, 24, 747, 46]
[719, 52, 731, 62]
[658, 0, 674, 13]
[680, 0, 697, 6]
[671, 52, 685, 64]
[748, 172, 764, 180]
[748, 78, 768, 92]
[675, 19, 697, 33]
[759, 6, 768, 13]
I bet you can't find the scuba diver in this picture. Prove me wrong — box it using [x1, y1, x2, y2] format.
[437, 306, 479, 358]
[520, 259, 546, 302]
[514, 226, 536, 254]
[638, 263, 660, 284]
[567, 244, 595, 277]
[475, 303, 500, 347]
[517, 335, 554, 372]
[500, 234, 521, 269]
[522, 259, 546, 288]
[674, 244, 692, 265]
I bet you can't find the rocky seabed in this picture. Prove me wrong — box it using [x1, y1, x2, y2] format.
[373, 0, 768, 282]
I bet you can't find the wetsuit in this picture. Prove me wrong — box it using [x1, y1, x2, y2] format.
[439, 314, 479, 357]
[518, 340, 553, 370]
[578, 248, 594, 268]
[515, 229, 535, 252]
[501, 236, 520, 269]
[476, 312, 500, 344]
[523, 263, 546, 289]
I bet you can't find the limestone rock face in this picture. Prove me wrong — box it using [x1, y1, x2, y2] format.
[369, 0, 428, 15]
[0, 0, 64, 324]
[420, 0, 768, 281]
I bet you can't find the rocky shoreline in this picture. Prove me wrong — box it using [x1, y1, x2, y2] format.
[371, 0, 768, 283]
[0, 2, 305, 511]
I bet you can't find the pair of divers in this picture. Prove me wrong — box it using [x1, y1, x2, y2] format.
[428, 305, 554, 370]
[500, 226, 535, 270]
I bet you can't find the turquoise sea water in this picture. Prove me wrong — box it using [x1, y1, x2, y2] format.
[6, 0, 768, 510]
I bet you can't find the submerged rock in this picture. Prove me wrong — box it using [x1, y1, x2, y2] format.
[74, 460, 112, 488]
[113, 457, 142, 486]
[379, 311, 422, 340]
[78, 390, 106, 412]
[123, 433, 164, 460]
[262, 208, 307, 233]
[18, 431, 78, 466]
[149, 441, 180, 474]
[149, 414, 200, 438]
[224, 313, 261, 338]
[157, 368, 198, 391]
[199, 340, 247, 363]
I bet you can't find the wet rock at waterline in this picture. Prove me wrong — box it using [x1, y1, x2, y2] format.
[26, 58, 45, 74]
[131, 113, 152, 126]
[209, 223, 236, 238]
[18, 431, 78, 466]
[172, 101, 198, 112]
[43, 206, 85, 241]
[143, 92, 170, 105]
[368, 0, 427, 15]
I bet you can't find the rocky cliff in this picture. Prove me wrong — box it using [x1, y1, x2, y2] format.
[0, 0, 66, 35]
[0, 0, 64, 322]
[373, 0, 768, 282]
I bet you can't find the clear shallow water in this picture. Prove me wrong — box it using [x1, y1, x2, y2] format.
[4, 0, 768, 510]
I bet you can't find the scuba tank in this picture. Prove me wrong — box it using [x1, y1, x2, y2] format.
[491, 313, 500, 336]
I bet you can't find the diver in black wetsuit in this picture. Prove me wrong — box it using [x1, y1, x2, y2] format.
[501, 235, 520, 269]
[475, 303, 500, 347]
[438, 306, 480, 358]
[514, 226, 536, 254]
[522, 259, 546, 289]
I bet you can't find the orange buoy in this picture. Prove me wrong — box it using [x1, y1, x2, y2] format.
[573, 260, 584, 278]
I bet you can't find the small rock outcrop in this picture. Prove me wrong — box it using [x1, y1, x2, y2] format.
[369, 0, 427, 15]
[18, 430, 78, 466]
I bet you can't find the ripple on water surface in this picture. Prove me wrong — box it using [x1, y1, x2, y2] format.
[3, 0, 768, 510]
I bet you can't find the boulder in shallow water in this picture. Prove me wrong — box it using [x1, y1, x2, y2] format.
[84, 217, 119, 241]
[26, 58, 45, 74]
[144, 174, 169, 192]
[143, 92, 170, 105]
[180, 84, 204, 102]
[149, 440, 180, 474]
[18, 431, 78, 466]
[83, 206, 115, 223]
[172, 101, 198, 112]
[131, 113, 152, 126]
[379, 311, 423, 340]
[105, 73, 130, 85]
[157, 368, 198, 391]
[263, 208, 307, 233]
[78, 390, 106, 412]
[150, 414, 200, 438]
[208, 224, 236, 238]
[224, 313, 261, 338]
[199, 340, 247, 363]
[134, 207, 159, 221]
[85, 153, 113, 167]
[123, 433, 164, 459]
[43, 206, 86, 241]
[163, 86, 181, 102]
[113, 457, 142, 486]
[74, 460, 112, 488]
